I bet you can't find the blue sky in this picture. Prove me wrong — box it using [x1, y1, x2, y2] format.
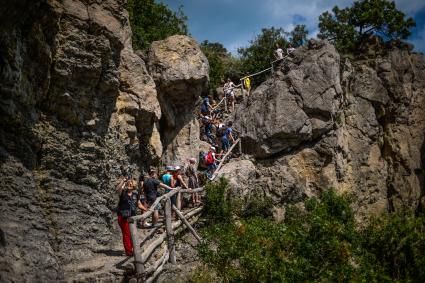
[160, 0, 425, 54]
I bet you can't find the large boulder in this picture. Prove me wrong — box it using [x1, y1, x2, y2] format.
[234, 40, 341, 158]
[148, 35, 209, 165]
[216, 159, 257, 194]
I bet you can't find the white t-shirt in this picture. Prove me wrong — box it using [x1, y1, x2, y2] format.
[224, 82, 235, 95]
[275, 48, 284, 59]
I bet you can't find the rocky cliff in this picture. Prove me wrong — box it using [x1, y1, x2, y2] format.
[0, 0, 207, 281]
[228, 40, 425, 220]
[1, 0, 424, 281]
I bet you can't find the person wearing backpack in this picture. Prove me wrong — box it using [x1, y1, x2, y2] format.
[202, 115, 214, 144]
[200, 95, 212, 115]
[205, 146, 220, 177]
[116, 178, 147, 256]
[223, 78, 236, 112]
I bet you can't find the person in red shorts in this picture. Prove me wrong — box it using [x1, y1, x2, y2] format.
[116, 178, 147, 256]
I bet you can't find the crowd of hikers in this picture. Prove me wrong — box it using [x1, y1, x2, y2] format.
[115, 44, 297, 257]
[115, 159, 201, 256]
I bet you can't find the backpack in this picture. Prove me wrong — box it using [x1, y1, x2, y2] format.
[217, 126, 228, 137]
[205, 152, 214, 165]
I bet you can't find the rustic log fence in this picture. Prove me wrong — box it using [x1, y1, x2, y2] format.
[128, 187, 204, 282]
[210, 138, 241, 180]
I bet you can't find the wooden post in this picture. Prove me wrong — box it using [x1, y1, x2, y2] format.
[176, 191, 182, 210]
[238, 138, 242, 155]
[165, 198, 176, 264]
[172, 205, 202, 242]
[128, 220, 144, 277]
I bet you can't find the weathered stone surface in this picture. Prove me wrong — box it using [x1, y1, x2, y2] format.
[148, 35, 209, 166]
[0, 0, 160, 281]
[234, 40, 341, 158]
[233, 39, 425, 221]
[217, 159, 257, 193]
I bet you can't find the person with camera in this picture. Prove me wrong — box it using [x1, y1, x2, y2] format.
[116, 177, 147, 257]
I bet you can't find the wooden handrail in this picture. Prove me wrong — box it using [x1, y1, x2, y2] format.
[129, 187, 203, 223]
[173, 205, 202, 242]
[212, 96, 226, 110]
[139, 206, 203, 265]
[211, 138, 240, 180]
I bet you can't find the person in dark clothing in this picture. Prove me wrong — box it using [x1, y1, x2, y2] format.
[116, 178, 147, 256]
[202, 115, 214, 144]
[143, 169, 173, 226]
[200, 96, 212, 115]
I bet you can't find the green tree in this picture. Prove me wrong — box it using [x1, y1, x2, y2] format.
[318, 0, 416, 53]
[127, 0, 188, 51]
[201, 41, 243, 94]
[238, 27, 289, 85]
[290, 24, 308, 47]
[198, 186, 425, 282]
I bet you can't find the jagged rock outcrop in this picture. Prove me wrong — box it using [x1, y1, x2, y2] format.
[0, 1, 207, 282]
[232, 39, 425, 220]
[235, 41, 341, 158]
[148, 35, 209, 166]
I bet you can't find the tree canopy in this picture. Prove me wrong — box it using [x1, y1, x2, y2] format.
[201, 41, 242, 93]
[290, 24, 308, 47]
[318, 0, 416, 53]
[127, 0, 188, 51]
[237, 27, 288, 84]
[237, 25, 308, 85]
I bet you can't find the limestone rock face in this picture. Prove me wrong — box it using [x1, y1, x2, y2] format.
[148, 35, 209, 165]
[0, 0, 161, 281]
[233, 39, 425, 221]
[217, 159, 257, 194]
[234, 40, 340, 158]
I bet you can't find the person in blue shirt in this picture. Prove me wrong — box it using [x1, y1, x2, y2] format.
[220, 121, 235, 152]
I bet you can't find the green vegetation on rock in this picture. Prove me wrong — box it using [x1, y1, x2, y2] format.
[200, 41, 243, 94]
[127, 0, 188, 51]
[197, 180, 425, 282]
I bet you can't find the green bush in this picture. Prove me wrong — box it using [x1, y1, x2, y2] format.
[360, 214, 425, 282]
[203, 178, 233, 224]
[197, 187, 425, 283]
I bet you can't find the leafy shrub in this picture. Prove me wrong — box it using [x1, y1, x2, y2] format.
[197, 187, 425, 282]
[360, 214, 425, 282]
[203, 178, 233, 224]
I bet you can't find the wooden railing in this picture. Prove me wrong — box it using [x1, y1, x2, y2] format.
[211, 138, 241, 180]
[128, 187, 204, 282]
